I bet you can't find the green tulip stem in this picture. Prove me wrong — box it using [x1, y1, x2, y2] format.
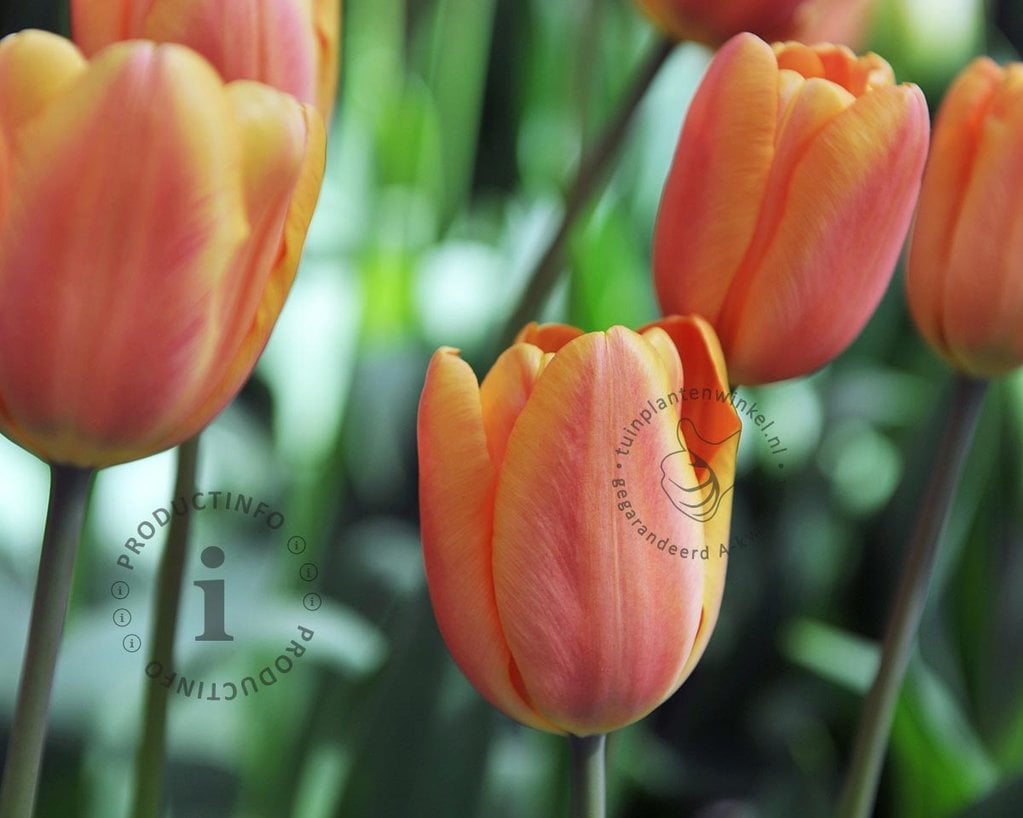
[130, 435, 200, 818]
[499, 34, 675, 347]
[836, 375, 988, 818]
[569, 734, 607, 818]
[0, 464, 95, 818]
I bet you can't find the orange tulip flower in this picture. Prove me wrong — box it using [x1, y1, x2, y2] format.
[418, 317, 741, 735]
[71, 0, 341, 117]
[653, 34, 929, 385]
[0, 31, 325, 467]
[635, 0, 876, 48]
[906, 58, 1023, 378]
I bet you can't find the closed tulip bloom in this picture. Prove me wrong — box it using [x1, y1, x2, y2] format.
[653, 34, 929, 385]
[0, 31, 325, 467]
[418, 317, 741, 735]
[906, 58, 1023, 377]
[71, 0, 341, 117]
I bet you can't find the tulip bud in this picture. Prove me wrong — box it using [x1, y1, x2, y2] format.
[71, 0, 341, 117]
[906, 58, 1023, 377]
[418, 317, 740, 735]
[0, 31, 325, 467]
[653, 33, 929, 385]
[633, 0, 877, 48]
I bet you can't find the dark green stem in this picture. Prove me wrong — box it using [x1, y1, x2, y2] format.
[0, 464, 95, 818]
[130, 436, 200, 818]
[569, 733, 607, 818]
[499, 35, 675, 347]
[836, 375, 988, 818]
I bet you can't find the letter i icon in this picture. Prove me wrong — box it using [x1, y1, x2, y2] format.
[194, 546, 234, 642]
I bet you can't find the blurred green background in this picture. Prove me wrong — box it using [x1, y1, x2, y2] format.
[1, 0, 1023, 816]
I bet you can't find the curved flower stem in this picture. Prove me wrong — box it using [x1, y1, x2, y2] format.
[569, 733, 607, 818]
[836, 375, 988, 818]
[130, 435, 200, 818]
[499, 35, 675, 347]
[0, 464, 95, 818]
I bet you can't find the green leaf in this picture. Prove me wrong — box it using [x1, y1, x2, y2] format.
[782, 618, 999, 815]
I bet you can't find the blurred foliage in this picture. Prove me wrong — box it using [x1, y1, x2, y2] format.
[1, 0, 1023, 817]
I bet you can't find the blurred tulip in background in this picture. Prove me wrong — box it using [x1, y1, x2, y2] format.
[653, 34, 929, 385]
[0, 31, 325, 467]
[71, 0, 341, 116]
[794, 0, 878, 50]
[907, 57, 1023, 378]
[633, 0, 876, 48]
[633, 0, 806, 46]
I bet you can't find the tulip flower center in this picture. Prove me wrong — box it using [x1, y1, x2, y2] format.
[774, 42, 894, 98]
